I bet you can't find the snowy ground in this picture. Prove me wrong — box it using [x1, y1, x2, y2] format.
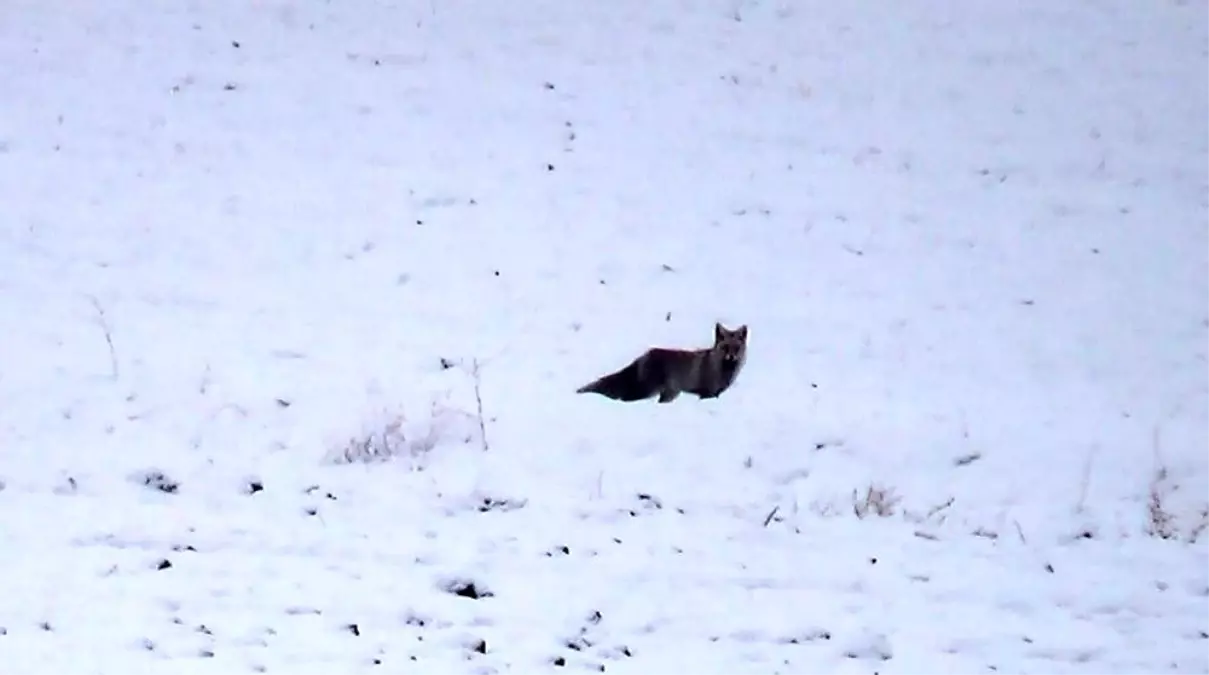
[1, 0, 1206, 672]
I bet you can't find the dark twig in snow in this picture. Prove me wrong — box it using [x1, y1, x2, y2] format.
[763, 506, 779, 527]
[471, 358, 489, 452]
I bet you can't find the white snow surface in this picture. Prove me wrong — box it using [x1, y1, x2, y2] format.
[1, 0, 1206, 673]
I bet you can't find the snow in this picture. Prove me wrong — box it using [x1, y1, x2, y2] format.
[1, 0, 1206, 672]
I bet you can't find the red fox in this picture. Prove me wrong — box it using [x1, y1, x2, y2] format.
[576, 323, 749, 403]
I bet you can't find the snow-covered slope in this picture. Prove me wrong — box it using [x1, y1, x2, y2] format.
[1, 0, 1206, 672]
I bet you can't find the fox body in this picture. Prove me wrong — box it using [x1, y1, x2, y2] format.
[576, 323, 748, 403]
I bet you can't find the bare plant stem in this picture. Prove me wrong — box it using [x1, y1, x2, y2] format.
[86, 295, 118, 380]
[471, 359, 489, 452]
[1013, 519, 1028, 545]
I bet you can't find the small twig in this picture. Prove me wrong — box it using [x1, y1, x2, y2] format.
[1013, 519, 1027, 545]
[470, 359, 489, 452]
[1189, 507, 1209, 543]
[953, 452, 982, 467]
[86, 295, 119, 380]
[763, 506, 780, 528]
[927, 497, 956, 519]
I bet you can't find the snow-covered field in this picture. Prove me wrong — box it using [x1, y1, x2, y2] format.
[1, 0, 1206, 672]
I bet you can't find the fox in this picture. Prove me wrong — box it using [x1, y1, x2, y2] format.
[576, 323, 749, 403]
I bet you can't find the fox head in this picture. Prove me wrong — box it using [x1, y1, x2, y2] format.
[713, 322, 748, 365]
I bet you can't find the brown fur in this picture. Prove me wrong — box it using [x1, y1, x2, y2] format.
[576, 323, 748, 403]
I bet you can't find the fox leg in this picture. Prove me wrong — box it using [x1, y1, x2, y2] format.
[657, 388, 681, 403]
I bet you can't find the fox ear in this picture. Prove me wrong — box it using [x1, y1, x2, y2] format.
[715, 322, 725, 341]
[737, 325, 748, 340]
